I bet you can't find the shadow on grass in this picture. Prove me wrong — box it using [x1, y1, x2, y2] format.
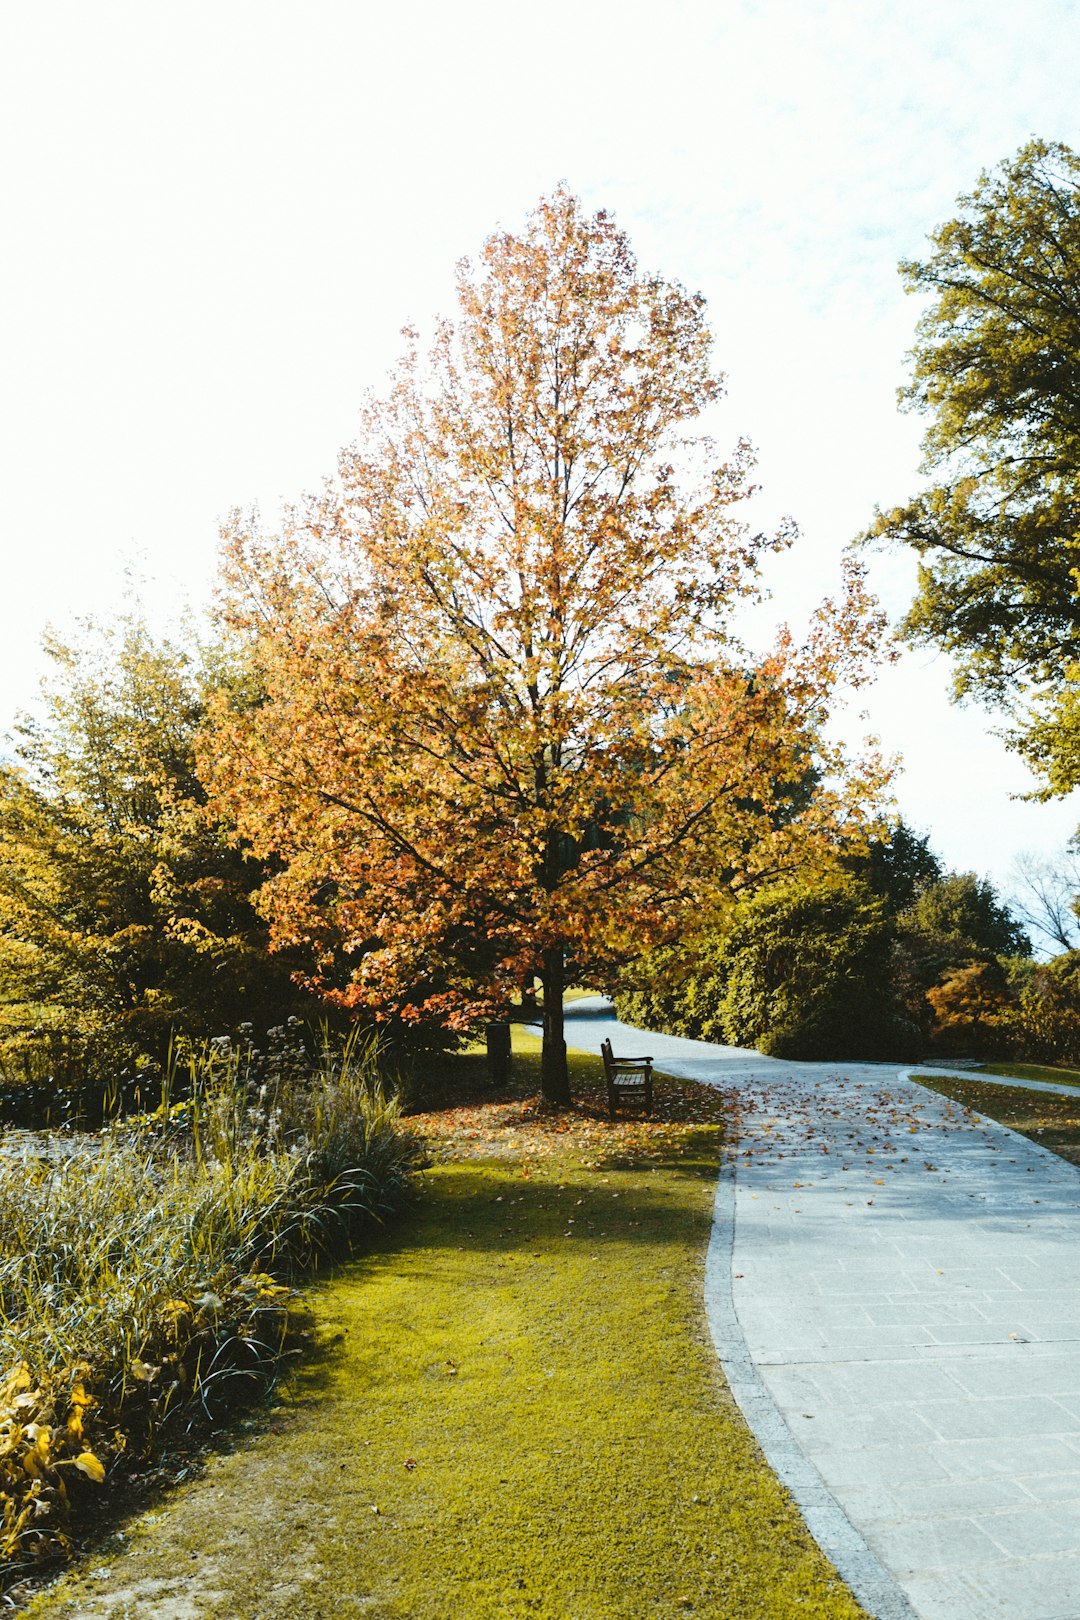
[326, 1143, 722, 1284]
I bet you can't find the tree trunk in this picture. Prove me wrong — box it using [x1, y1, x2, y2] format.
[540, 945, 571, 1106]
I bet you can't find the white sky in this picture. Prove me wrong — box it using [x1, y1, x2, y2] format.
[3, 0, 1080, 906]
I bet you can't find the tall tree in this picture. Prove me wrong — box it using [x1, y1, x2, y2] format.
[866, 139, 1080, 788]
[0, 615, 314, 1081]
[847, 818, 944, 912]
[207, 189, 892, 1103]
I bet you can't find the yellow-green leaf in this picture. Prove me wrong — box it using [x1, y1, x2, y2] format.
[74, 1452, 105, 1484]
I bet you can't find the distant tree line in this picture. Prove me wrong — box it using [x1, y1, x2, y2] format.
[616, 822, 1080, 1063]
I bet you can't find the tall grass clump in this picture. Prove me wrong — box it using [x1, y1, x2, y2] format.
[0, 1027, 419, 1587]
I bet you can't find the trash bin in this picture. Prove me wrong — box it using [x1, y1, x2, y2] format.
[485, 1021, 512, 1087]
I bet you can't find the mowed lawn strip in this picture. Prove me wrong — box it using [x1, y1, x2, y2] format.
[26, 1039, 867, 1620]
[975, 1059, 1080, 1088]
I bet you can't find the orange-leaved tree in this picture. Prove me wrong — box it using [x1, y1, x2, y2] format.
[204, 189, 892, 1103]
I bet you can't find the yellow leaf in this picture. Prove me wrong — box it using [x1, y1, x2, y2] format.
[74, 1452, 105, 1484]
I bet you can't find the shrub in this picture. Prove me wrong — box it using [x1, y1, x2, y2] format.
[713, 877, 912, 1059]
[615, 940, 730, 1042]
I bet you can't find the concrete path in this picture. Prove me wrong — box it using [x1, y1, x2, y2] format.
[560, 999, 1080, 1620]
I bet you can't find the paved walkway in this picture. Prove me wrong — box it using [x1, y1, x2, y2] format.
[560, 999, 1080, 1620]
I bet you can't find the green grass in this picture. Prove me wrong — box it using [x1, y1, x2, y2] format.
[24, 1046, 867, 1619]
[510, 985, 598, 1011]
[974, 1060, 1080, 1088]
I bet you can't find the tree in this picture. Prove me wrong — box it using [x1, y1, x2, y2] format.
[1009, 845, 1080, 953]
[925, 961, 1014, 1057]
[898, 870, 1030, 963]
[1004, 949, 1080, 1064]
[618, 827, 1031, 1058]
[866, 139, 1080, 786]
[206, 189, 892, 1104]
[888, 868, 1030, 1046]
[713, 876, 905, 1059]
[847, 818, 944, 912]
[0, 614, 315, 1084]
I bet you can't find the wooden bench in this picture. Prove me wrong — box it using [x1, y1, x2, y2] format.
[600, 1037, 654, 1119]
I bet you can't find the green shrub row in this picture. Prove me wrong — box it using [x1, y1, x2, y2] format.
[617, 863, 1059, 1063]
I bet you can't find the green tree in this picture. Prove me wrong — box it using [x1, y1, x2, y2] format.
[0, 615, 314, 1084]
[1004, 949, 1080, 1065]
[713, 876, 905, 1059]
[847, 819, 943, 912]
[617, 831, 1031, 1059]
[891, 870, 1030, 1046]
[898, 870, 1030, 964]
[867, 139, 1080, 786]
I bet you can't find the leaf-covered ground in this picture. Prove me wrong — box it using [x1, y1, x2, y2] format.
[915, 1069, 1080, 1169]
[22, 1037, 867, 1620]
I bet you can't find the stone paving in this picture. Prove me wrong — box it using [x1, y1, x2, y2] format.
[560, 1000, 1080, 1620]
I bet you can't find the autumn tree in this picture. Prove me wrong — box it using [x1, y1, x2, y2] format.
[206, 189, 891, 1104]
[866, 139, 1080, 791]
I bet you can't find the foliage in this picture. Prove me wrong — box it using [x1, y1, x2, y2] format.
[999, 950, 1080, 1066]
[0, 1035, 417, 1585]
[23, 1040, 868, 1620]
[0, 615, 321, 1087]
[866, 138, 1080, 790]
[923, 960, 1014, 1056]
[206, 188, 893, 1105]
[616, 936, 732, 1043]
[618, 826, 1031, 1058]
[886, 870, 1027, 1044]
[846, 819, 943, 911]
[711, 876, 910, 1058]
[897, 870, 1029, 961]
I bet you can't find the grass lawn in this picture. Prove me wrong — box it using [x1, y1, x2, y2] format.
[913, 1070, 1080, 1169]
[512, 985, 598, 1010]
[974, 1060, 1080, 1088]
[24, 1035, 866, 1620]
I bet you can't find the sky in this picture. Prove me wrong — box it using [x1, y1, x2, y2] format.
[2, 0, 1080, 913]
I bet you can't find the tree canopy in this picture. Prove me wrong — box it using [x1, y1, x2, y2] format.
[0, 615, 314, 1083]
[207, 188, 893, 1102]
[867, 138, 1080, 789]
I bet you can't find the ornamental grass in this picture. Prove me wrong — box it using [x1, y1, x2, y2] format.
[0, 1033, 418, 1589]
